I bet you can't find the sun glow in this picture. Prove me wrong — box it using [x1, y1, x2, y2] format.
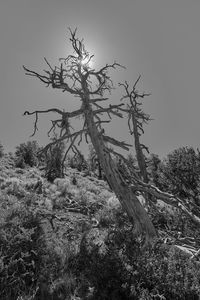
[80, 55, 94, 69]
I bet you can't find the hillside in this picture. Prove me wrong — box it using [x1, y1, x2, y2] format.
[1, 153, 200, 300]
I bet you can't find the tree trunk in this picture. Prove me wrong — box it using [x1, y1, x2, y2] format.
[84, 106, 157, 242]
[132, 114, 149, 183]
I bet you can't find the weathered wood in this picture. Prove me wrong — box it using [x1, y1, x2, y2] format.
[23, 29, 158, 242]
[132, 113, 149, 183]
[83, 104, 157, 242]
[119, 79, 150, 183]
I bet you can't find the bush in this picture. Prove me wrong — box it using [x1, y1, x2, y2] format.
[147, 153, 161, 186]
[67, 151, 88, 172]
[0, 198, 77, 300]
[1, 177, 27, 198]
[155, 147, 200, 205]
[0, 142, 4, 158]
[67, 223, 200, 300]
[44, 141, 65, 183]
[0, 205, 45, 299]
[15, 140, 40, 168]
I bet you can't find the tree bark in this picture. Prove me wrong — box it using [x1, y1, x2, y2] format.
[132, 114, 149, 183]
[23, 30, 157, 243]
[84, 105, 157, 242]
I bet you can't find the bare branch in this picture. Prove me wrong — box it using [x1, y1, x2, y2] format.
[47, 119, 62, 136]
[94, 104, 124, 118]
[95, 120, 111, 127]
[61, 133, 79, 171]
[131, 179, 200, 226]
[89, 97, 109, 103]
[23, 65, 50, 85]
[23, 64, 81, 95]
[103, 135, 132, 151]
[90, 62, 125, 77]
[41, 129, 86, 156]
[24, 108, 84, 137]
[44, 57, 54, 72]
[26, 109, 64, 117]
[133, 75, 141, 89]
[140, 143, 150, 154]
[106, 147, 132, 165]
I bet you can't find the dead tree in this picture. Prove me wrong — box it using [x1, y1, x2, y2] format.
[118, 79, 200, 228]
[23, 28, 157, 243]
[119, 77, 151, 183]
[23, 29, 200, 243]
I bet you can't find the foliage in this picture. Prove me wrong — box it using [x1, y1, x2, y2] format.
[147, 153, 161, 186]
[44, 140, 65, 183]
[0, 141, 4, 158]
[156, 147, 200, 205]
[126, 153, 137, 169]
[69, 225, 200, 300]
[1, 177, 27, 198]
[0, 205, 45, 299]
[2, 141, 200, 299]
[67, 150, 88, 172]
[15, 140, 40, 168]
[0, 194, 80, 300]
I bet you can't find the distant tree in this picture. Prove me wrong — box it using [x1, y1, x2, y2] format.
[15, 140, 40, 167]
[157, 147, 200, 205]
[44, 138, 66, 182]
[119, 77, 152, 183]
[0, 141, 4, 158]
[67, 147, 88, 172]
[147, 153, 161, 186]
[126, 153, 140, 177]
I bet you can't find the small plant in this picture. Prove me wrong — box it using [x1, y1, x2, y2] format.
[44, 140, 65, 182]
[15, 156, 26, 169]
[15, 140, 40, 168]
[72, 175, 77, 185]
[156, 147, 200, 205]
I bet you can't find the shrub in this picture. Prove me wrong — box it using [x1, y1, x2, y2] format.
[0, 199, 77, 300]
[67, 151, 88, 172]
[15, 156, 26, 169]
[1, 177, 27, 198]
[15, 140, 40, 168]
[0, 141, 4, 158]
[44, 141, 65, 183]
[147, 153, 161, 186]
[0, 206, 45, 299]
[54, 177, 72, 196]
[156, 147, 200, 205]
[67, 223, 200, 300]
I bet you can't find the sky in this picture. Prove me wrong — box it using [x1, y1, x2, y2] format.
[0, 0, 200, 158]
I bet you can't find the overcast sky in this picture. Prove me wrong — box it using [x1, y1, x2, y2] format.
[0, 0, 200, 158]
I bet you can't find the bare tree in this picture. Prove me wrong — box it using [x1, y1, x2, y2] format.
[119, 77, 151, 183]
[23, 28, 157, 243]
[23, 29, 200, 244]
